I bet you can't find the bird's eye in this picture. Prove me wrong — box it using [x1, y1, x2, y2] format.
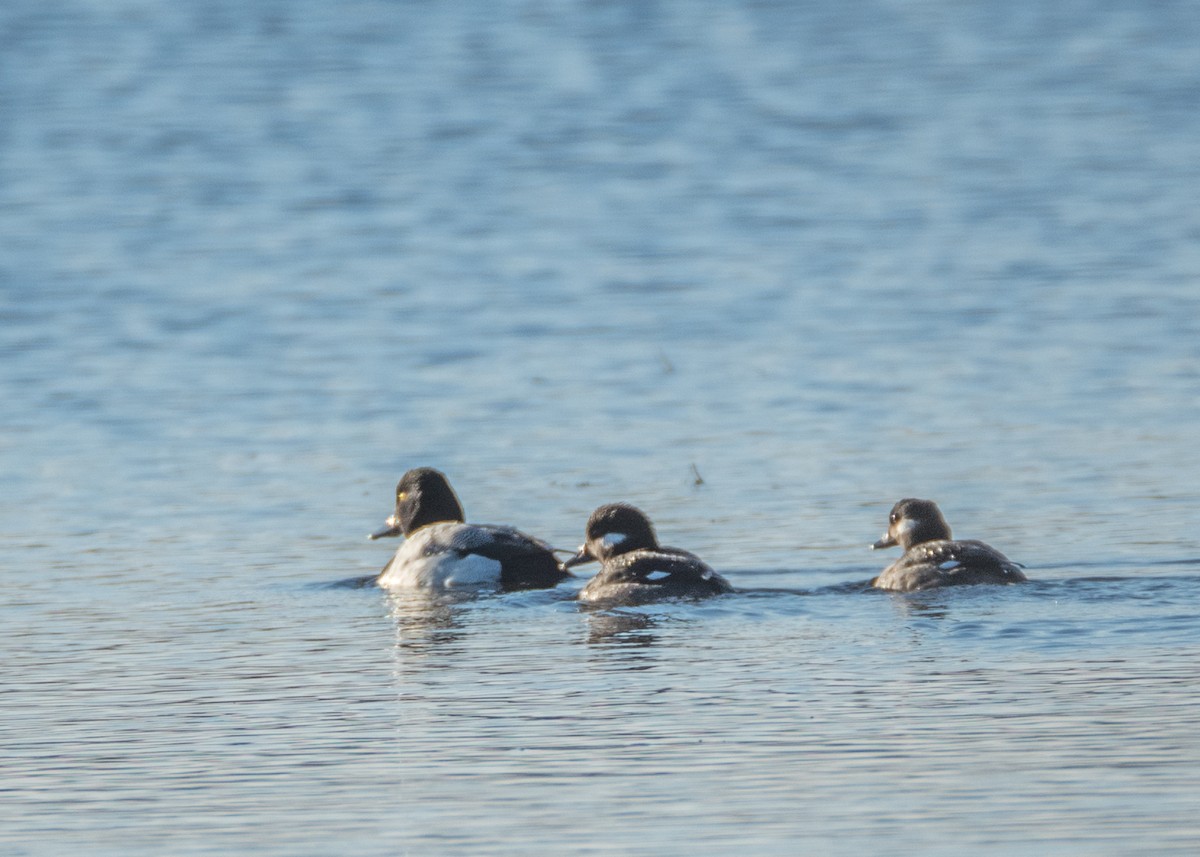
[889, 512, 899, 524]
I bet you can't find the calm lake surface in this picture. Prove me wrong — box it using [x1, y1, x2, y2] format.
[4, 1, 1200, 854]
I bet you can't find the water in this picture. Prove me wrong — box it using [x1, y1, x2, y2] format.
[3, 0, 1200, 853]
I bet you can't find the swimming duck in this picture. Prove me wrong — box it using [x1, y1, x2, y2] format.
[565, 503, 733, 605]
[370, 467, 568, 590]
[871, 498, 1026, 591]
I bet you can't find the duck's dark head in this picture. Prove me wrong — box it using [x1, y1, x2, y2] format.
[872, 498, 952, 551]
[564, 502, 659, 568]
[369, 467, 465, 540]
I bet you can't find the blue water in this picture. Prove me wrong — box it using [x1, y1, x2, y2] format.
[4, 1, 1200, 854]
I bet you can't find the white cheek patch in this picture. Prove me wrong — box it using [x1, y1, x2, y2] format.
[600, 532, 629, 551]
[645, 571, 671, 581]
[897, 518, 920, 540]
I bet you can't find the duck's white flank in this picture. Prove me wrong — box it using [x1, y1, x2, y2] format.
[377, 523, 503, 588]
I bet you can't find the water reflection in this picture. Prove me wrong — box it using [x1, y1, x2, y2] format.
[880, 594, 952, 621]
[324, 574, 379, 589]
[385, 588, 481, 656]
[583, 609, 661, 647]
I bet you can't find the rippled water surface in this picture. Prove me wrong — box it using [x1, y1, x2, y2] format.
[4, 1, 1200, 854]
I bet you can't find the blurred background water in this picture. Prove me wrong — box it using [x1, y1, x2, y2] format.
[3, 1, 1200, 854]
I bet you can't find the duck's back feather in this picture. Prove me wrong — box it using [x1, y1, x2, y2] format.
[378, 522, 565, 590]
[873, 539, 1026, 592]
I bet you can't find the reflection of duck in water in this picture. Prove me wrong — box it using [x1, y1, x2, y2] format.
[370, 468, 569, 591]
[871, 498, 1026, 592]
[385, 588, 476, 654]
[565, 503, 733, 606]
[584, 610, 661, 647]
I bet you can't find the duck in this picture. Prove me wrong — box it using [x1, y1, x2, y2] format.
[565, 503, 733, 605]
[369, 467, 568, 590]
[871, 497, 1026, 591]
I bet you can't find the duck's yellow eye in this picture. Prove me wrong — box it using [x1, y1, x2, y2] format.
[396, 491, 408, 502]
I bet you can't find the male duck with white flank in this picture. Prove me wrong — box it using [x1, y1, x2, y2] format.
[871, 498, 1026, 591]
[565, 503, 733, 605]
[370, 467, 568, 590]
